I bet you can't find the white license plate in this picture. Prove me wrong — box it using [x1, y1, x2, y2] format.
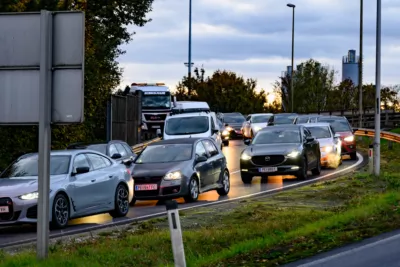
[0, 206, 9, 213]
[135, 184, 158, 191]
[259, 167, 278, 173]
[152, 125, 160, 128]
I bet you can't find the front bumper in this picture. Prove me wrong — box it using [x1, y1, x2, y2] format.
[228, 129, 243, 139]
[0, 197, 40, 225]
[320, 151, 340, 166]
[240, 157, 303, 176]
[341, 142, 356, 154]
[133, 176, 190, 200]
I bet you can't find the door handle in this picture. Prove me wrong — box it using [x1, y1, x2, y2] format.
[91, 179, 96, 182]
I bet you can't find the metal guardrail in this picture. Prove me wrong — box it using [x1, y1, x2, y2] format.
[131, 137, 161, 154]
[354, 128, 400, 143]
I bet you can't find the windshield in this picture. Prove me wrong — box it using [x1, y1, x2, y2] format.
[296, 117, 309, 124]
[274, 115, 297, 125]
[86, 144, 107, 155]
[165, 116, 209, 135]
[0, 155, 71, 178]
[135, 144, 193, 163]
[252, 129, 301, 144]
[318, 119, 351, 132]
[142, 95, 171, 109]
[306, 126, 332, 139]
[224, 116, 245, 124]
[252, 115, 271, 123]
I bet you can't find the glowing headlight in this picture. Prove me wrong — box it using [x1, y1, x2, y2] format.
[164, 171, 182, 180]
[19, 190, 52, 200]
[322, 146, 333, 153]
[286, 151, 300, 158]
[226, 126, 233, 131]
[241, 153, 252, 160]
[222, 130, 229, 136]
[344, 135, 354, 142]
[253, 126, 262, 132]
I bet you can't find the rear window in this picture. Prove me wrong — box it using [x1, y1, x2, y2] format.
[319, 120, 351, 132]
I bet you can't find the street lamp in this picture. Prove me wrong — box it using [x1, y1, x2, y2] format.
[287, 3, 295, 113]
[187, 0, 193, 96]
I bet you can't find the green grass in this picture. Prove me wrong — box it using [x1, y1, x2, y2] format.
[1, 141, 400, 266]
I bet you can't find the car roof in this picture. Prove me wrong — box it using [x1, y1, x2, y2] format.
[318, 115, 347, 120]
[148, 138, 204, 146]
[66, 140, 126, 149]
[251, 113, 273, 116]
[167, 112, 210, 118]
[300, 122, 332, 127]
[260, 124, 302, 132]
[274, 113, 298, 116]
[19, 149, 103, 158]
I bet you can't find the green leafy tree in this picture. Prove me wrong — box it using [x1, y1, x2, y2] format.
[325, 79, 357, 113]
[0, 0, 153, 168]
[175, 67, 268, 114]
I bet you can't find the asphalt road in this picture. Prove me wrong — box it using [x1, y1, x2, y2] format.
[287, 230, 400, 267]
[0, 140, 363, 248]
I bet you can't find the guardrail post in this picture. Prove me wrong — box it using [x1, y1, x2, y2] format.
[388, 140, 393, 150]
[368, 144, 373, 174]
[165, 200, 186, 267]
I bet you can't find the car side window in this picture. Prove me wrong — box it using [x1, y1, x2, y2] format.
[109, 144, 118, 156]
[246, 115, 251, 121]
[202, 140, 219, 157]
[195, 142, 208, 158]
[73, 154, 91, 172]
[86, 153, 108, 170]
[211, 117, 216, 130]
[101, 156, 113, 167]
[114, 143, 128, 157]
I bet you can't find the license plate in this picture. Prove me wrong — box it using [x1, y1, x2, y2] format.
[152, 125, 160, 128]
[135, 184, 158, 191]
[259, 167, 278, 173]
[0, 206, 9, 213]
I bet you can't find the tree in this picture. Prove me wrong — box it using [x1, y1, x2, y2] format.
[0, 0, 154, 168]
[325, 79, 357, 113]
[175, 67, 268, 114]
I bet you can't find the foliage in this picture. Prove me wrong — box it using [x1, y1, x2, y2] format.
[0, 0, 154, 168]
[175, 67, 270, 114]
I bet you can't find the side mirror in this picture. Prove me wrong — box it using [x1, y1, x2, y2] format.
[306, 136, 315, 142]
[74, 166, 90, 175]
[156, 129, 162, 137]
[122, 159, 132, 165]
[212, 129, 219, 134]
[111, 153, 122, 159]
[196, 156, 207, 163]
[267, 122, 274, 126]
[244, 139, 251, 145]
[224, 123, 229, 127]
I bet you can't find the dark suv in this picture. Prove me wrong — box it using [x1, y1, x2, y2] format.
[220, 112, 246, 139]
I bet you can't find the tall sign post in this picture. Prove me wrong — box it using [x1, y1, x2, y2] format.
[0, 10, 85, 259]
[373, 0, 381, 176]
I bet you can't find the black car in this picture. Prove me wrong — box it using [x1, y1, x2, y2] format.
[273, 113, 298, 125]
[240, 125, 321, 183]
[130, 137, 230, 204]
[220, 112, 246, 138]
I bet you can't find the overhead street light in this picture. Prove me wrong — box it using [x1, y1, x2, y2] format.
[373, 0, 381, 176]
[287, 3, 295, 113]
[187, 0, 193, 97]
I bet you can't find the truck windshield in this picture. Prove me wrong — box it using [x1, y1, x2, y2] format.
[165, 116, 209, 135]
[142, 95, 171, 109]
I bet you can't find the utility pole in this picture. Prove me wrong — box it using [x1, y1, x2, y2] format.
[287, 3, 296, 113]
[358, 0, 363, 128]
[373, 0, 381, 176]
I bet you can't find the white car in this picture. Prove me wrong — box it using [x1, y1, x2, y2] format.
[242, 113, 274, 139]
[301, 122, 342, 168]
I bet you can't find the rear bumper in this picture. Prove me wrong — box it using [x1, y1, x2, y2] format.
[133, 178, 190, 200]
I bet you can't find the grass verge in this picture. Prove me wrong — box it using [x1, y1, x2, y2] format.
[1, 138, 400, 267]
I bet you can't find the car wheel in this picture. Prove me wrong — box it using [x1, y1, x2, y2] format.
[50, 193, 70, 229]
[241, 172, 253, 184]
[296, 156, 308, 180]
[350, 152, 357, 160]
[109, 183, 130, 218]
[223, 140, 229, 146]
[184, 176, 199, 203]
[217, 169, 230, 196]
[312, 154, 322, 175]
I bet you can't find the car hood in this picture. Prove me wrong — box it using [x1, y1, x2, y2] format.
[251, 123, 269, 129]
[132, 161, 190, 177]
[317, 138, 334, 147]
[247, 143, 301, 156]
[226, 123, 243, 130]
[0, 174, 68, 197]
[335, 131, 353, 138]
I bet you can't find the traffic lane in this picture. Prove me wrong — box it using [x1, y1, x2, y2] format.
[289, 230, 400, 267]
[222, 139, 244, 171]
[0, 151, 361, 247]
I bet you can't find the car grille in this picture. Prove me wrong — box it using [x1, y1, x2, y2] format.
[26, 205, 38, 219]
[0, 197, 18, 221]
[144, 114, 167, 121]
[134, 176, 163, 183]
[251, 155, 285, 166]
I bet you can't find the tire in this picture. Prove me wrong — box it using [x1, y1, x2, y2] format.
[296, 156, 308, 180]
[184, 176, 199, 203]
[109, 183, 130, 218]
[241, 172, 253, 184]
[350, 152, 357, 160]
[50, 193, 70, 229]
[223, 140, 229, 146]
[129, 197, 136, 206]
[311, 154, 322, 175]
[217, 169, 230, 196]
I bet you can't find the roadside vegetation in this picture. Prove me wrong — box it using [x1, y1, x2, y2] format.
[1, 136, 400, 266]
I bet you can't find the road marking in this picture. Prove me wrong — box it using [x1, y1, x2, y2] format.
[296, 231, 400, 266]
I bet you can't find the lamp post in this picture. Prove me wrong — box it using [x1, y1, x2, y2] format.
[187, 0, 193, 97]
[287, 3, 295, 113]
[358, 0, 364, 128]
[373, 0, 381, 176]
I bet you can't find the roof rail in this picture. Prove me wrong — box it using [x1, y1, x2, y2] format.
[171, 108, 210, 115]
[131, 83, 165, 86]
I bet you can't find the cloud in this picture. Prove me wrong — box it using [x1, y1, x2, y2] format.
[118, 0, 400, 93]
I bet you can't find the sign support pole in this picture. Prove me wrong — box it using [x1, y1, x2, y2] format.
[37, 10, 53, 259]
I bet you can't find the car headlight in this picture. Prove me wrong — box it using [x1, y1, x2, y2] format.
[344, 135, 354, 142]
[286, 151, 300, 158]
[222, 130, 229, 136]
[19, 190, 52, 200]
[253, 126, 262, 132]
[322, 146, 333, 153]
[226, 126, 233, 131]
[241, 153, 252, 160]
[164, 171, 182, 180]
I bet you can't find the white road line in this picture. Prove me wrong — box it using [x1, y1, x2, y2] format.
[50, 153, 363, 238]
[296, 232, 400, 266]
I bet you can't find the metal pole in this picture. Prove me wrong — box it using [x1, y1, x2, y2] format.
[37, 10, 53, 259]
[187, 0, 192, 97]
[358, 0, 363, 128]
[373, 0, 381, 176]
[290, 6, 295, 113]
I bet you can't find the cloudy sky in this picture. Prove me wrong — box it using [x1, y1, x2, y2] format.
[117, 0, 400, 97]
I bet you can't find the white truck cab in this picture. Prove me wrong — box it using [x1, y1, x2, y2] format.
[156, 101, 223, 149]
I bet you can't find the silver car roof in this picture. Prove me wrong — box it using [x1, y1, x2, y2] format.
[299, 122, 332, 127]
